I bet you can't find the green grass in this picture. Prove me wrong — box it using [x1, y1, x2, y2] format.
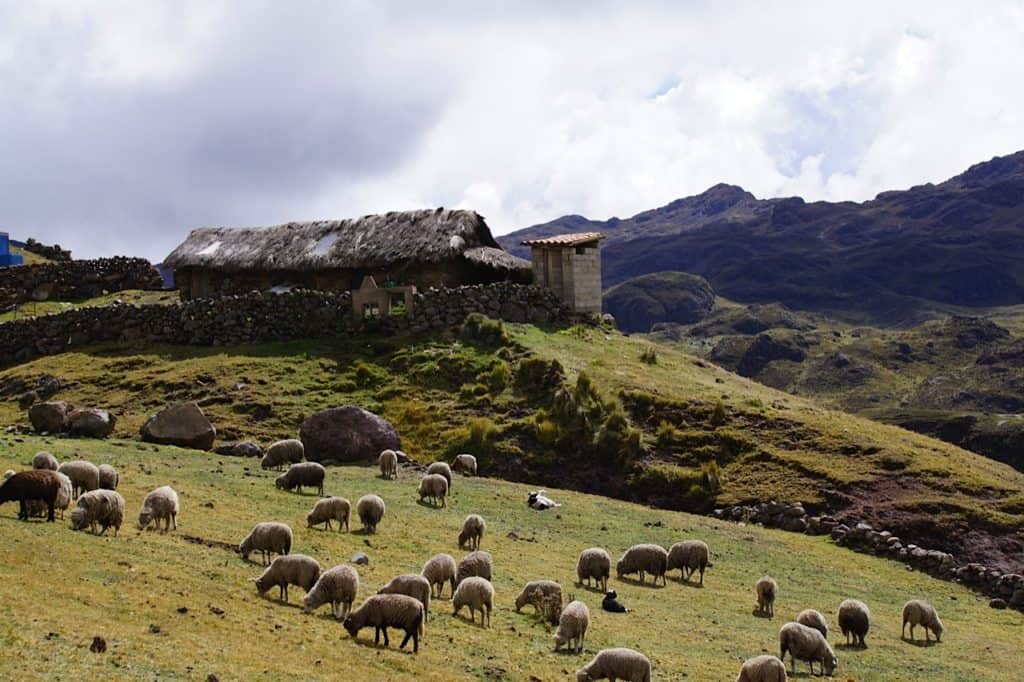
[9, 245, 50, 266]
[0, 289, 176, 324]
[1, 434, 1020, 680]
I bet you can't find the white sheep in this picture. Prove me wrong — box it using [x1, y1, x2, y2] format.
[70, 489, 125, 536]
[306, 496, 350, 532]
[735, 654, 788, 682]
[666, 539, 710, 584]
[452, 453, 477, 476]
[138, 485, 179, 532]
[553, 599, 590, 653]
[303, 565, 359, 619]
[514, 580, 562, 619]
[902, 599, 944, 643]
[261, 438, 304, 471]
[32, 451, 59, 471]
[576, 548, 611, 592]
[57, 460, 100, 497]
[796, 609, 828, 639]
[421, 553, 458, 599]
[255, 553, 321, 602]
[97, 463, 119, 490]
[778, 622, 837, 676]
[838, 599, 870, 647]
[53, 471, 73, 520]
[418, 473, 448, 508]
[615, 544, 668, 586]
[452, 576, 494, 628]
[458, 514, 485, 550]
[379, 449, 398, 479]
[456, 550, 493, 585]
[343, 594, 425, 653]
[576, 647, 652, 682]
[756, 576, 778, 618]
[356, 494, 386, 534]
[426, 461, 453, 490]
[378, 574, 432, 622]
[239, 522, 292, 564]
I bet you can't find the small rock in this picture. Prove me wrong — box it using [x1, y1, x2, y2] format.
[209, 606, 225, 616]
[989, 598, 1007, 609]
[148, 624, 161, 634]
[351, 552, 369, 565]
[207, 675, 220, 682]
[177, 606, 188, 614]
[89, 636, 107, 653]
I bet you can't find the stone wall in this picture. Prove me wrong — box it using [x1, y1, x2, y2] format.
[0, 282, 569, 366]
[0, 257, 164, 309]
[21, 238, 73, 262]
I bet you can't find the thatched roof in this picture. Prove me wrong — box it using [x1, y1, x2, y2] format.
[164, 208, 531, 275]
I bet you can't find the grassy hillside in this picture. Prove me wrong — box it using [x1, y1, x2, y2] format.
[10, 245, 50, 266]
[1, 435, 1021, 680]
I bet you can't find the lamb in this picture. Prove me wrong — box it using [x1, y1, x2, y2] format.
[779, 622, 837, 676]
[837, 599, 870, 647]
[356, 494, 386, 534]
[458, 513, 486, 550]
[70, 489, 126, 535]
[421, 553, 458, 599]
[57, 460, 100, 497]
[514, 579, 562, 618]
[261, 438, 304, 471]
[735, 654, 788, 682]
[32, 451, 59, 471]
[796, 609, 829, 639]
[576, 647, 652, 682]
[418, 473, 448, 508]
[306, 496, 350, 531]
[577, 547, 611, 592]
[379, 449, 398, 479]
[756, 576, 778, 618]
[902, 599, 944, 643]
[666, 539, 710, 584]
[343, 593, 425, 653]
[138, 485, 180, 532]
[274, 461, 325, 496]
[97, 463, 119, 490]
[452, 453, 477, 476]
[456, 550, 493, 585]
[426, 461, 453, 490]
[616, 544, 668, 586]
[0, 470, 60, 521]
[254, 553, 321, 602]
[378, 574, 432, 622]
[239, 522, 293, 564]
[303, 565, 359, 619]
[452, 576, 494, 628]
[553, 599, 590, 653]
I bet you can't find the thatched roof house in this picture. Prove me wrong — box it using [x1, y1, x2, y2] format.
[164, 208, 531, 299]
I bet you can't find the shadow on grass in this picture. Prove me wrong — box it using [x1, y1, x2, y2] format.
[574, 581, 607, 594]
[669, 575, 705, 588]
[836, 642, 868, 651]
[415, 499, 446, 509]
[346, 632, 419, 654]
[616, 576, 666, 589]
[751, 608, 774, 619]
[902, 637, 939, 648]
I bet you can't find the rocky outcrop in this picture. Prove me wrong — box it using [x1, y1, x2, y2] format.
[603, 271, 715, 333]
[0, 257, 162, 306]
[28, 401, 71, 433]
[140, 402, 216, 451]
[69, 408, 116, 438]
[299, 406, 400, 463]
[214, 441, 263, 458]
[20, 238, 72, 262]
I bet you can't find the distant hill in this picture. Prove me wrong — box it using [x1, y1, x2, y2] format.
[603, 271, 715, 333]
[501, 150, 1024, 324]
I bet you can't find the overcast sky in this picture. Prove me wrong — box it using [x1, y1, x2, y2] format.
[1, 1, 1022, 261]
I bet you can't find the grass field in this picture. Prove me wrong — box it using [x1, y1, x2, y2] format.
[1, 435, 1021, 681]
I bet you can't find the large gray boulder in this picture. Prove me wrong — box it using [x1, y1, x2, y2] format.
[69, 408, 116, 438]
[28, 400, 71, 433]
[300, 406, 400, 463]
[140, 402, 216, 450]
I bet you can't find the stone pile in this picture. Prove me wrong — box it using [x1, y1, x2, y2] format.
[0, 257, 163, 307]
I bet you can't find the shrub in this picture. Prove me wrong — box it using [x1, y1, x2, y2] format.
[482, 361, 510, 393]
[352, 360, 389, 388]
[461, 313, 510, 347]
[639, 346, 658, 364]
[533, 415, 560, 447]
[656, 420, 679, 448]
[710, 398, 727, 426]
[701, 460, 723, 493]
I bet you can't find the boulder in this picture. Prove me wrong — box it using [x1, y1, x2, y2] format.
[214, 441, 263, 458]
[299, 406, 400, 463]
[69, 408, 116, 438]
[28, 401, 71, 433]
[140, 402, 216, 450]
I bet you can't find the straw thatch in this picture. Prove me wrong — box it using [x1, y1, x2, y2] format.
[164, 208, 530, 276]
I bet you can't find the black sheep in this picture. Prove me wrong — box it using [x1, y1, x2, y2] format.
[602, 590, 628, 613]
[0, 470, 59, 522]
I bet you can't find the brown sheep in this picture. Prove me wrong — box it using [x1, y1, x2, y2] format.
[0, 470, 60, 521]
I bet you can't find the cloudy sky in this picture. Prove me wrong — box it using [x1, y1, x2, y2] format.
[1, 1, 1022, 261]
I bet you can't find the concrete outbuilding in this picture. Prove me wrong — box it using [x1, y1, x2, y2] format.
[522, 232, 604, 313]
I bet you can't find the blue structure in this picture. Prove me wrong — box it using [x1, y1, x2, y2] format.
[0, 232, 24, 268]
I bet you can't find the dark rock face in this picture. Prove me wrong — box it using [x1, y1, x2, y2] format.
[734, 334, 806, 377]
[603, 271, 715, 333]
[28, 401, 70, 433]
[69, 408, 116, 438]
[140, 402, 216, 450]
[300, 406, 400, 463]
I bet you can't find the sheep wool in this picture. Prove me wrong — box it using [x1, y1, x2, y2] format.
[779, 622, 837, 676]
[274, 462, 325, 496]
[458, 514, 486, 550]
[306, 496, 350, 532]
[452, 576, 494, 628]
[379, 449, 398, 480]
[796, 609, 828, 639]
[576, 548, 611, 592]
[97, 464, 119, 491]
[426, 461, 453, 490]
[902, 599, 944, 643]
[255, 553, 321, 602]
[70, 489, 126, 535]
[456, 550, 493, 586]
[356, 494, 386, 534]
[378, 574, 432, 622]
[757, 576, 778, 618]
[837, 599, 870, 647]
[261, 439, 304, 471]
[736, 654, 788, 682]
[57, 460, 100, 497]
[138, 486, 180, 532]
[343, 594, 425, 653]
[239, 522, 293, 564]
[616, 544, 668, 586]
[514, 580, 562, 617]
[418, 473, 448, 508]
[32, 451, 59, 471]
[53, 471, 73, 519]
[576, 647, 652, 682]
[553, 600, 589, 653]
[452, 453, 477, 476]
[666, 539, 711, 584]
[304, 565, 359, 619]
[421, 553, 458, 599]
[0, 470, 61, 521]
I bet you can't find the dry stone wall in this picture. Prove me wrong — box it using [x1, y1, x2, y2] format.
[0, 257, 163, 308]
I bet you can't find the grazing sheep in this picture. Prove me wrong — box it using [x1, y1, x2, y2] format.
[576, 647, 652, 682]
[421, 553, 458, 599]
[97, 463, 119, 490]
[306, 496, 350, 532]
[456, 550, 493, 585]
[616, 544, 668, 586]
[138, 485, 180, 532]
[838, 599, 870, 647]
[577, 548, 611, 592]
[515, 580, 562, 618]
[666, 540, 710, 584]
[757, 576, 778, 618]
[239, 522, 293, 564]
[379, 574, 432, 622]
[261, 438, 304, 471]
[32, 451, 59, 471]
[458, 514, 486, 550]
[255, 553, 321, 602]
[797, 609, 829, 639]
[356, 494, 386, 534]
[303, 565, 359, 619]
[736, 654, 788, 682]
[426, 461, 453, 490]
[452, 453, 477, 476]
[379, 449, 398, 479]
[70, 489, 126, 535]
[902, 599, 944, 643]
[53, 471, 73, 520]
[275, 462, 325, 496]
[418, 473, 448, 508]
[779, 622, 837, 676]
[553, 599, 590, 653]
[57, 460, 100, 497]
[0, 470, 60, 521]
[453, 576, 494, 628]
[343, 594, 425, 653]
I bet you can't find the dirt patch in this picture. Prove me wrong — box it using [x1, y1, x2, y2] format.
[182, 534, 240, 554]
